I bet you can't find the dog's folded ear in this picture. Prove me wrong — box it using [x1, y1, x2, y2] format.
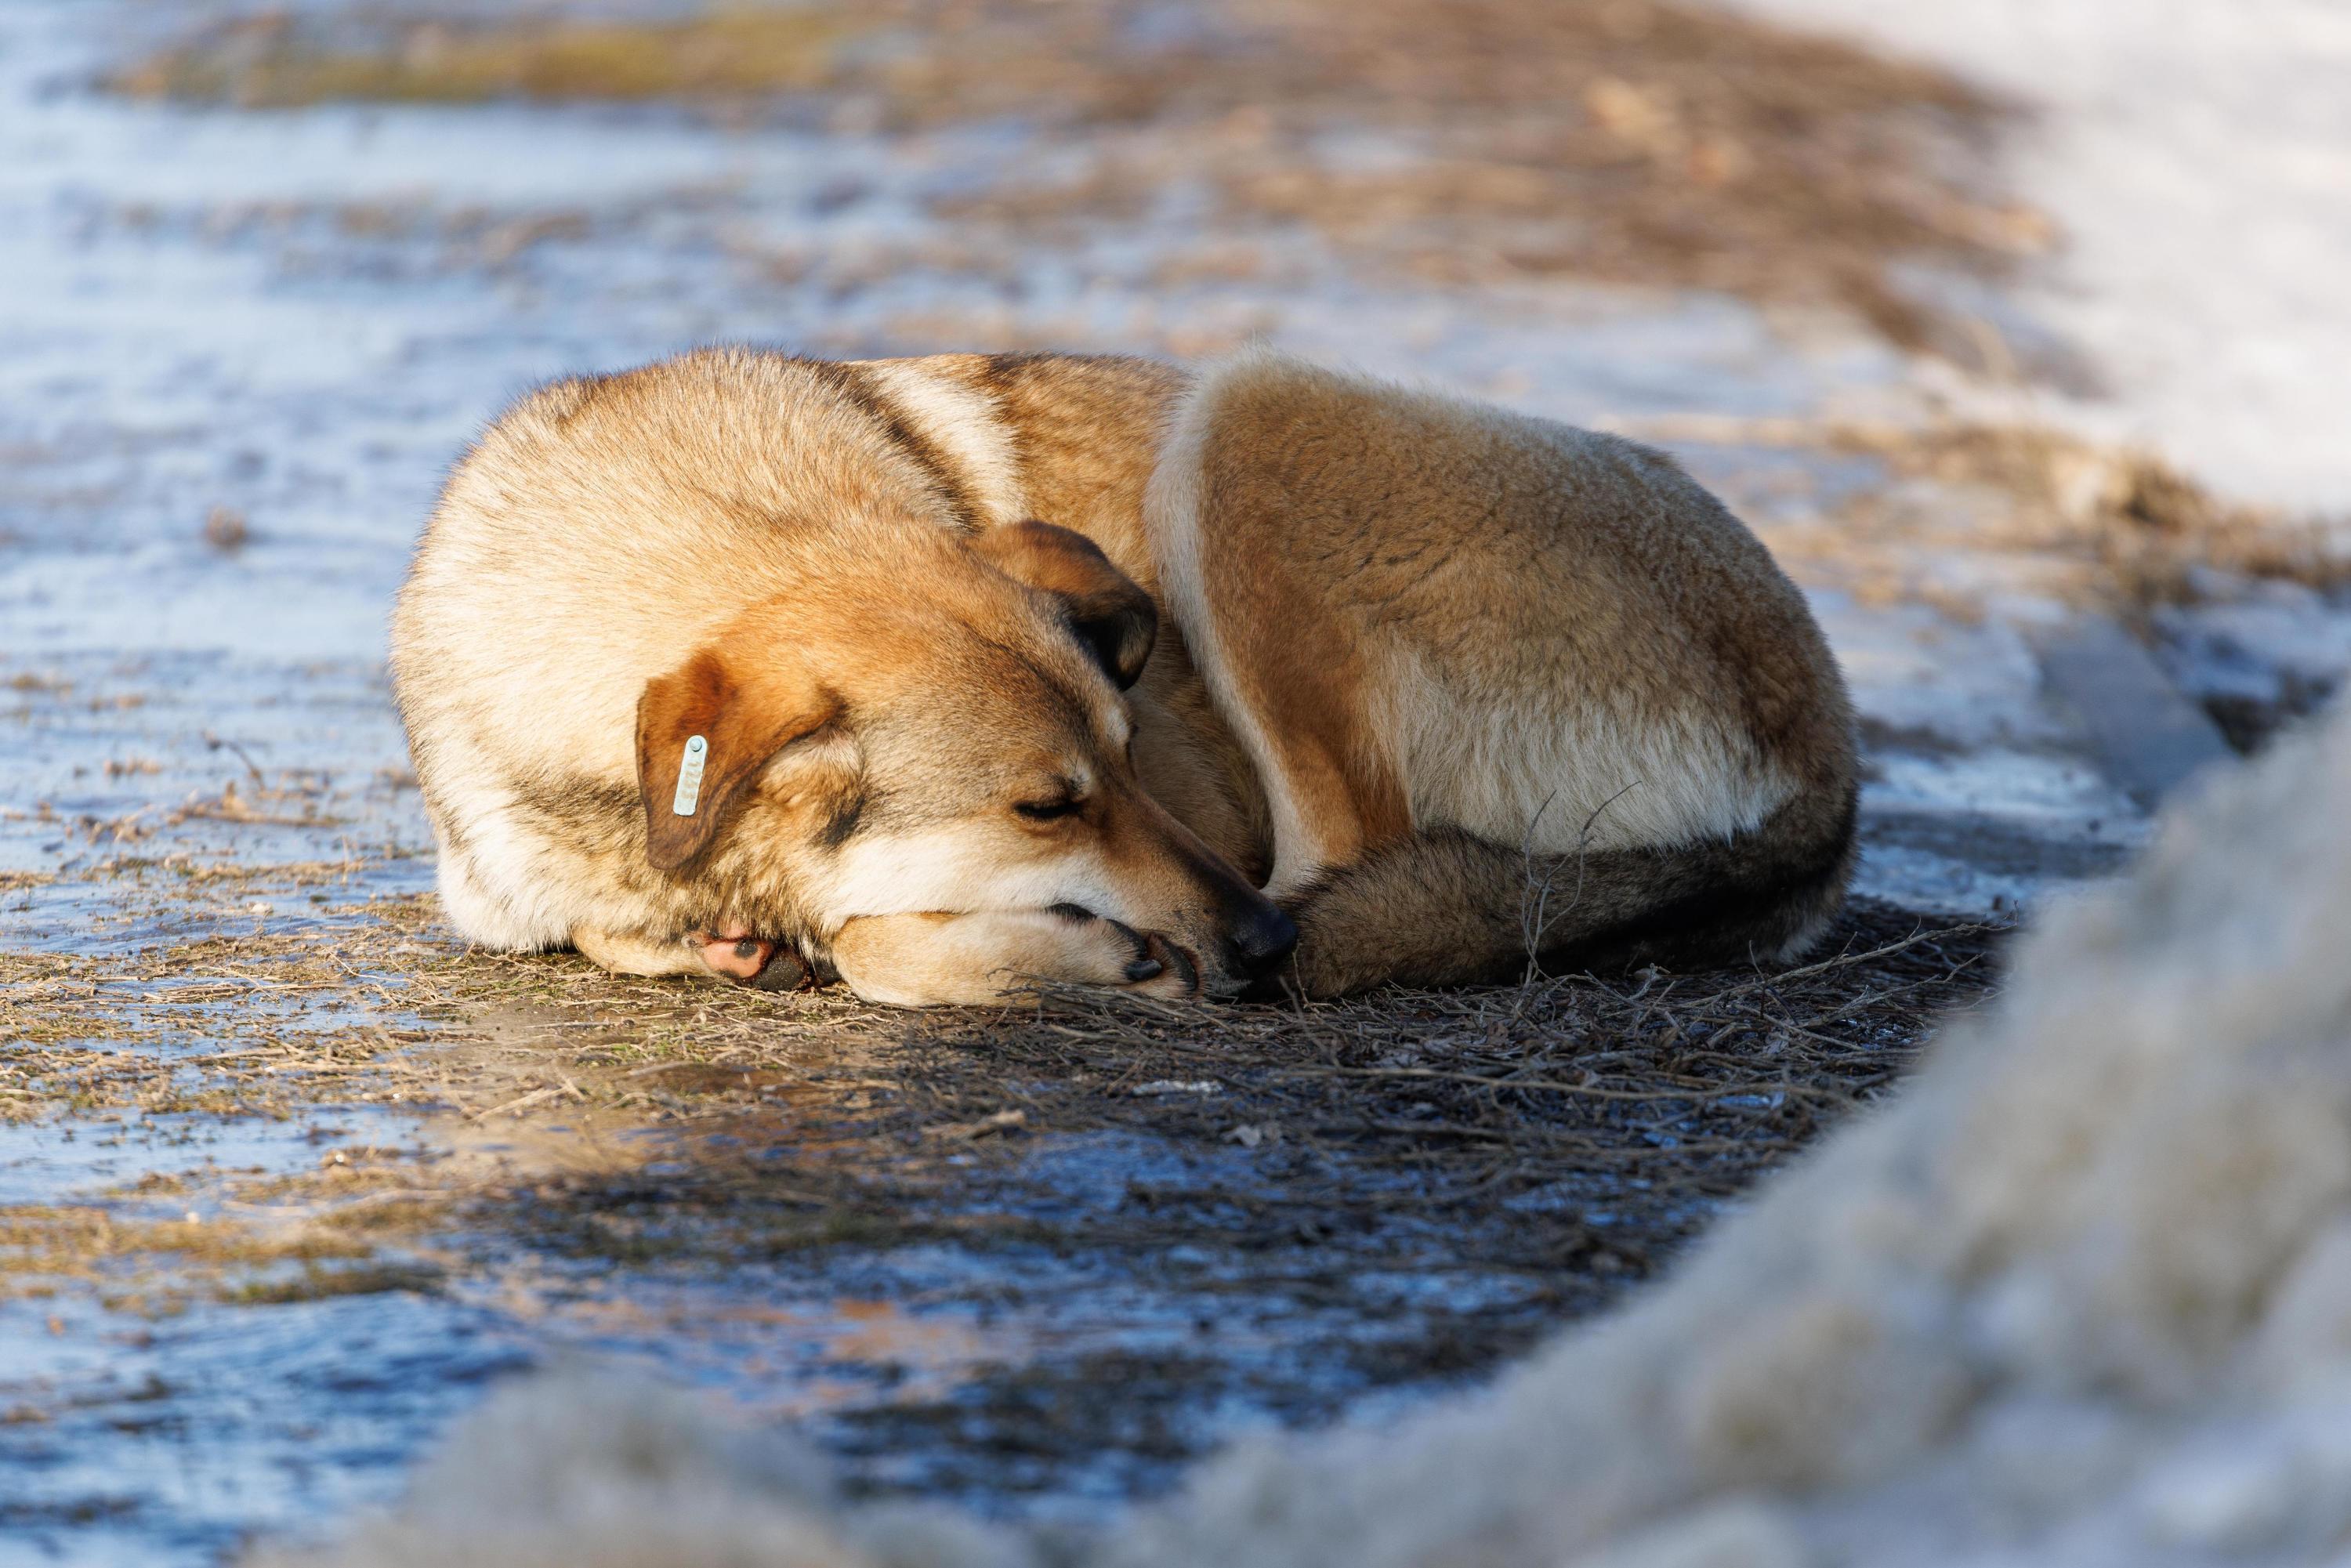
[973, 520, 1158, 690]
[635, 644, 840, 872]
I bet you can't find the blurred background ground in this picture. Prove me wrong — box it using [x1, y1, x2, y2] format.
[2, 2, 2346, 1563]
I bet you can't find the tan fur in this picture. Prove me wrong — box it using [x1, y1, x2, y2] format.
[569, 924, 705, 981]
[393, 346, 1853, 1004]
[1149, 349, 1857, 992]
[920, 352, 1272, 879]
[829, 909, 1184, 1008]
[391, 348, 1287, 1004]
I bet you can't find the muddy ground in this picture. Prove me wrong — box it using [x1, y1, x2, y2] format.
[3, 2, 2347, 1564]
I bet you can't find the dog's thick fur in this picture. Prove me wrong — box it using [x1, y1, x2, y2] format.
[392, 346, 1854, 1002]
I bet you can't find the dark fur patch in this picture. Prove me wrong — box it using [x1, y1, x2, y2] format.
[815, 790, 865, 850]
[1555, 780, 1860, 972]
[977, 351, 1056, 391]
[800, 358, 984, 533]
[1274, 780, 1860, 998]
[545, 371, 616, 430]
[512, 770, 641, 856]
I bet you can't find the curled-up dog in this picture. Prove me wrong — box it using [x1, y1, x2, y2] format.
[391, 347, 1855, 1003]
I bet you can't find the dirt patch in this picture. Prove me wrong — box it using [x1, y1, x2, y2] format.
[107, 0, 2038, 357]
[2, 870, 1999, 1505]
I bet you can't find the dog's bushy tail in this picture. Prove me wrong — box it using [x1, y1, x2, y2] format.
[1273, 784, 1860, 998]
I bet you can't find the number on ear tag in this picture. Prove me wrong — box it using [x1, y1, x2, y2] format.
[672, 734, 708, 817]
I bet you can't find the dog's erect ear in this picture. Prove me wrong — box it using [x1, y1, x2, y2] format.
[973, 520, 1158, 690]
[635, 644, 840, 872]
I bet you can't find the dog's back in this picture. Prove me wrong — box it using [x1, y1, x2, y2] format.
[1148, 351, 1857, 992]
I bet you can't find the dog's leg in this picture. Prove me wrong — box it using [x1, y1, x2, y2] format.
[1152, 469, 1411, 898]
[571, 925, 702, 978]
[825, 908, 1199, 1007]
[570, 924, 807, 990]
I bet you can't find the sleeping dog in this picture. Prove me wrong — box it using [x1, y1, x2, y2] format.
[390, 347, 1855, 1003]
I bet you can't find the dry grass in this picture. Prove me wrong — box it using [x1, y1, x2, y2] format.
[428, 893, 2001, 1486]
[883, 904, 1998, 1240]
[107, 9, 845, 106]
[0, 1206, 379, 1305]
[936, 0, 2038, 355]
[107, 0, 2038, 356]
[1853, 425, 2351, 606]
[2, 880, 1999, 1305]
[0, 788, 2006, 1490]
[1636, 412, 2351, 618]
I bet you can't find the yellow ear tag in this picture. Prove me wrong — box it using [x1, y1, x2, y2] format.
[672, 735, 708, 817]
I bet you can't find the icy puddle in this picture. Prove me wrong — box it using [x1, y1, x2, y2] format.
[5, 1, 2346, 1563]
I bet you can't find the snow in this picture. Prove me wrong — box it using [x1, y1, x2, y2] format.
[1715, 0, 2351, 512]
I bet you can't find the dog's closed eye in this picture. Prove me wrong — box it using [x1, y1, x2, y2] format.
[1014, 797, 1081, 821]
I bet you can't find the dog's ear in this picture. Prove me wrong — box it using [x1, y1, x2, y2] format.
[635, 643, 840, 872]
[973, 520, 1158, 690]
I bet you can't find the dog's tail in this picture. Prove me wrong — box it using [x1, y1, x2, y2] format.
[1271, 784, 1860, 998]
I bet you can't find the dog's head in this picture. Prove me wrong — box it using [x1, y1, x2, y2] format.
[632, 520, 1294, 999]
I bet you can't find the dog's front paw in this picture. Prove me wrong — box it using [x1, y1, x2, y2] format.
[1034, 905, 1201, 1000]
[825, 909, 1202, 1006]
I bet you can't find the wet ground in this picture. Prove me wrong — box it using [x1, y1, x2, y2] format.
[4, 2, 2348, 1564]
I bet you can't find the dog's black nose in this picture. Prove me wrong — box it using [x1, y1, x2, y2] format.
[1226, 905, 1299, 980]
